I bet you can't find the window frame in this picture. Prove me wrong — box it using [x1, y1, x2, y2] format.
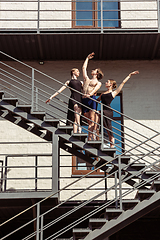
[72, 92, 124, 176]
[72, 0, 121, 29]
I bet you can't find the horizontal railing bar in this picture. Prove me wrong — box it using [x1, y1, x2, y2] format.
[0, 9, 157, 12]
[35, 145, 160, 230]
[0, 86, 29, 105]
[0, 62, 32, 80]
[0, 72, 31, 91]
[34, 72, 160, 138]
[43, 159, 160, 239]
[0, 166, 52, 168]
[2, 177, 52, 180]
[43, 88, 159, 158]
[0, 29, 158, 33]
[32, 146, 160, 232]
[0, 47, 160, 239]
[0, 68, 31, 88]
[0, 18, 157, 21]
[1, 143, 160, 237]
[1, 0, 157, 3]
[0, 78, 31, 102]
[0, 142, 52, 144]
[3, 154, 52, 157]
[51, 171, 160, 240]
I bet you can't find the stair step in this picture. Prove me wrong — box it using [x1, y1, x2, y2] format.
[105, 208, 123, 220]
[135, 189, 156, 200]
[58, 125, 73, 134]
[100, 146, 116, 157]
[31, 111, 46, 120]
[0, 91, 4, 99]
[3, 97, 18, 106]
[119, 155, 130, 164]
[44, 118, 60, 128]
[89, 218, 107, 230]
[122, 199, 140, 210]
[145, 171, 159, 177]
[86, 140, 102, 149]
[72, 133, 88, 142]
[17, 104, 31, 113]
[129, 163, 145, 171]
[151, 180, 160, 191]
[73, 228, 91, 240]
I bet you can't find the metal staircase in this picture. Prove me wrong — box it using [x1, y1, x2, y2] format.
[0, 51, 160, 239]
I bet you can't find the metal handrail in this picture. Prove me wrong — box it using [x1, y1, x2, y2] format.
[0, 50, 160, 239]
[7, 151, 160, 240]
[0, 0, 159, 33]
[0, 50, 160, 167]
[1, 141, 160, 239]
[0, 49, 160, 163]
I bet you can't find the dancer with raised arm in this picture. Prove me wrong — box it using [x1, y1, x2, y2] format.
[46, 68, 83, 133]
[82, 52, 104, 140]
[97, 71, 139, 148]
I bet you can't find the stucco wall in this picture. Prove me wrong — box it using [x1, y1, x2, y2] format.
[0, 59, 160, 200]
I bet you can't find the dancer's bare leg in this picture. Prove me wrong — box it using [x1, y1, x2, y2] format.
[83, 111, 92, 140]
[109, 134, 115, 148]
[105, 127, 115, 148]
[73, 104, 82, 133]
[93, 112, 100, 140]
[88, 110, 95, 140]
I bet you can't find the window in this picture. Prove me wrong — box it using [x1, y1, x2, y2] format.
[72, 150, 103, 175]
[72, 0, 120, 28]
[72, 93, 123, 176]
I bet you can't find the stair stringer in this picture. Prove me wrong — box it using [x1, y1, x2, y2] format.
[0, 98, 156, 190]
[84, 191, 160, 240]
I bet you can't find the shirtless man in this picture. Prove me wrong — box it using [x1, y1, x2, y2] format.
[82, 52, 103, 140]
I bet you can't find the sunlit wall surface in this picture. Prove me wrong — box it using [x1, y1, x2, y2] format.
[0, 0, 158, 30]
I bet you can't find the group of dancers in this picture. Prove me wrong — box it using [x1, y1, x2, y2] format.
[46, 52, 139, 148]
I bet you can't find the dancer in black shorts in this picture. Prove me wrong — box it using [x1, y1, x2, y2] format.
[46, 68, 83, 133]
[82, 52, 104, 140]
[97, 71, 139, 147]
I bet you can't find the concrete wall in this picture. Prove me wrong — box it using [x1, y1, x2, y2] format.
[0, 59, 160, 200]
[0, 0, 158, 29]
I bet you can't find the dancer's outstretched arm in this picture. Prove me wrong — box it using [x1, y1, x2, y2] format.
[82, 52, 95, 94]
[112, 71, 139, 98]
[46, 80, 69, 103]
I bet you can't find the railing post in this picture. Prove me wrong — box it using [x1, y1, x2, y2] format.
[31, 68, 35, 112]
[101, 102, 104, 148]
[157, 0, 160, 32]
[118, 156, 122, 210]
[35, 156, 38, 191]
[4, 156, 8, 192]
[35, 87, 38, 111]
[36, 202, 40, 240]
[52, 133, 59, 194]
[37, 0, 40, 33]
[104, 171, 107, 200]
[115, 171, 118, 209]
[40, 215, 44, 240]
[0, 162, 3, 192]
[101, 0, 104, 33]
